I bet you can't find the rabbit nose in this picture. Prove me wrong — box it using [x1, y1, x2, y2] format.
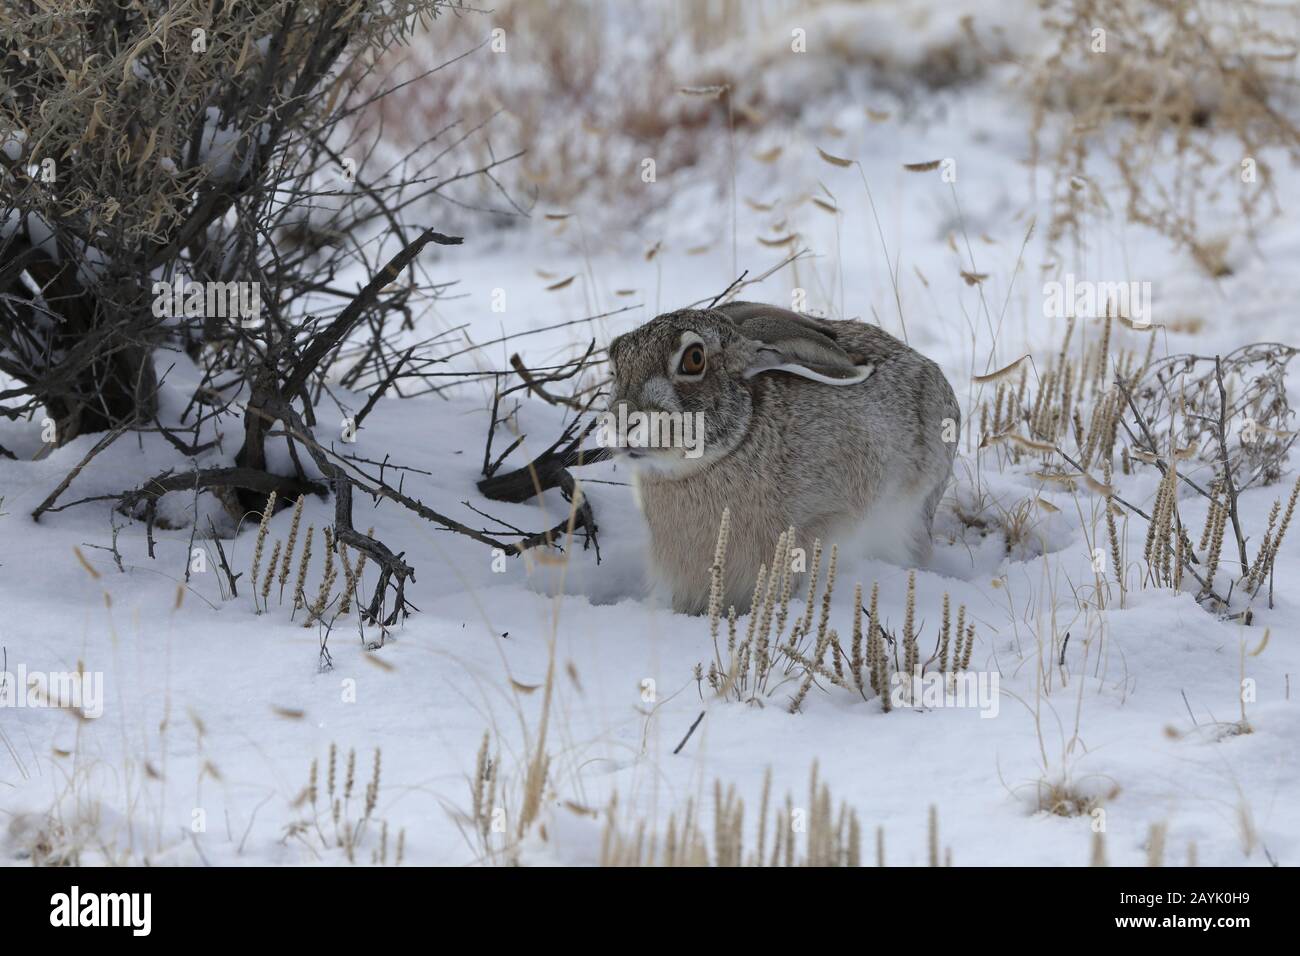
[639, 376, 681, 414]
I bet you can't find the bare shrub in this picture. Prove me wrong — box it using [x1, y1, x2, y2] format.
[1028, 0, 1300, 270]
[977, 315, 1296, 615]
[1, 1, 450, 440]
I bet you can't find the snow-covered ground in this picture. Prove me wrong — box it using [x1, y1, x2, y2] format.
[3, 2, 1298, 866]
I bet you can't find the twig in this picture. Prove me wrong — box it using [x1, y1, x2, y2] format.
[270, 400, 415, 626]
[507, 342, 595, 409]
[686, 249, 811, 309]
[704, 270, 749, 309]
[207, 517, 241, 598]
[31, 416, 138, 521]
[1053, 444, 1228, 604]
[353, 346, 414, 427]
[1114, 374, 1212, 501]
[672, 711, 706, 755]
[1214, 356, 1251, 576]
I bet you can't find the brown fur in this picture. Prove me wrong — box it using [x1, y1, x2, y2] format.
[608, 303, 958, 613]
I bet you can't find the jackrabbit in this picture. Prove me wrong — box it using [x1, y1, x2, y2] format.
[605, 301, 959, 614]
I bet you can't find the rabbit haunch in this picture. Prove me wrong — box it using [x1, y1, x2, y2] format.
[607, 302, 959, 614]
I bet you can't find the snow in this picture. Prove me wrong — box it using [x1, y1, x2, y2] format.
[197, 107, 255, 183]
[2, 1, 1298, 867]
[24, 213, 57, 263]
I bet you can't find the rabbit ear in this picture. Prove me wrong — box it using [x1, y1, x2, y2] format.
[722, 306, 872, 385]
[743, 347, 874, 385]
[716, 301, 840, 336]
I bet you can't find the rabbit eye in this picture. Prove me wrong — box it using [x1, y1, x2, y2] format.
[678, 344, 706, 376]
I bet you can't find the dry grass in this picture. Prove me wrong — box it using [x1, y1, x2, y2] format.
[361, 0, 1022, 231]
[280, 743, 404, 865]
[700, 512, 980, 714]
[363, 0, 726, 219]
[974, 314, 1296, 616]
[599, 763, 953, 867]
[1028, 0, 1300, 272]
[243, 493, 378, 636]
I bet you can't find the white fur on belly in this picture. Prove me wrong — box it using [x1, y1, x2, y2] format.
[833, 483, 934, 567]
